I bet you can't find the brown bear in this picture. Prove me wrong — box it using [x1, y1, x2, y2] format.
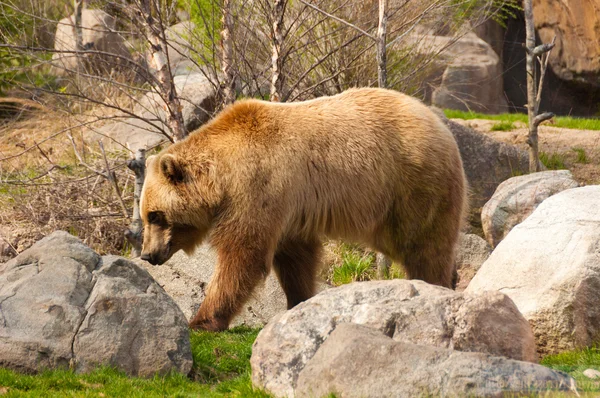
[140, 88, 467, 331]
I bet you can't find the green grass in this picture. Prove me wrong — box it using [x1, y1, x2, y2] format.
[490, 120, 516, 131]
[330, 244, 406, 286]
[1, 325, 600, 396]
[331, 245, 375, 286]
[540, 151, 567, 170]
[444, 109, 600, 131]
[572, 147, 589, 164]
[542, 346, 600, 394]
[0, 326, 269, 397]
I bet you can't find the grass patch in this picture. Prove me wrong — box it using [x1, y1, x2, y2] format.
[328, 243, 406, 286]
[444, 109, 600, 131]
[1, 324, 600, 396]
[331, 244, 375, 286]
[542, 346, 600, 393]
[540, 151, 567, 170]
[572, 147, 589, 164]
[0, 326, 268, 397]
[490, 120, 516, 131]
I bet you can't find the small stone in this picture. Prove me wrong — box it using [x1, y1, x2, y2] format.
[583, 369, 600, 379]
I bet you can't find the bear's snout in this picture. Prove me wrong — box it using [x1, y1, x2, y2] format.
[140, 252, 165, 265]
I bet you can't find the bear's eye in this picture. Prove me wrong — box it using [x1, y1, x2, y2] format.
[147, 211, 163, 225]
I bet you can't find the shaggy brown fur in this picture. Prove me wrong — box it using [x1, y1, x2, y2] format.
[140, 88, 467, 331]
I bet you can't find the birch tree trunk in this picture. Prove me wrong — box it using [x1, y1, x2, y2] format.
[524, 0, 539, 172]
[73, 0, 83, 57]
[139, 0, 186, 142]
[270, 0, 286, 102]
[125, 149, 146, 258]
[524, 0, 555, 173]
[376, 0, 387, 88]
[221, 0, 236, 104]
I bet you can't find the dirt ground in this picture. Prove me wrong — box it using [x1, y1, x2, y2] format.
[452, 119, 600, 185]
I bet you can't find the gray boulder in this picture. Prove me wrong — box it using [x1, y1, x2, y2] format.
[296, 324, 575, 398]
[455, 233, 492, 291]
[481, 170, 579, 247]
[467, 186, 600, 355]
[0, 231, 192, 377]
[251, 280, 537, 397]
[134, 73, 217, 133]
[432, 109, 530, 208]
[139, 244, 328, 328]
[404, 32, 507, 113]
[51, 9, 132, 76]
[97, 73, 217, 150]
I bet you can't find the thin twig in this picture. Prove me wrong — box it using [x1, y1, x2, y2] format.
[99, 141, 130, 219]
[297, 0, 376, 40]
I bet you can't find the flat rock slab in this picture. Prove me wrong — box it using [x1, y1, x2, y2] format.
[0, 231, 192, 377]
[468, 185, 600, 355]
[251, 279, 537, 397]
[296, 324, 575, 398]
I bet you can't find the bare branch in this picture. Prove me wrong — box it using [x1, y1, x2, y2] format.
[99, 141, 130, 219]
[297, 0, 376, 40]
[533, 112, 554, 127]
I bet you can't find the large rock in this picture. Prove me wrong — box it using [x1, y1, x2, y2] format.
[467, 186, 600, 355]
[51, 9, 132, 76]
[533, 0, 600, 87]
[295, 324, 575, 398]
[140, 244, 328, 327]
[432, 110, 530, 208]
[0, 232, 192, 376]
[432, 34, 507, 114]
[405, 32, 507, 113]
[251, 280, 537, 397]
[97, 73, 217, 150]
[481, 170, 579, 247]
[455, 233, 492, 291]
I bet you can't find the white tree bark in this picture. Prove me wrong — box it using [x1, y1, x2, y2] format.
[139, 0, 186, 142]
[524, 0, 554, 172]
[377, 0, 387, 88]
[221, 0, 236, 104]
[125, 149, 146, 258]
[270, 0, 286, 102]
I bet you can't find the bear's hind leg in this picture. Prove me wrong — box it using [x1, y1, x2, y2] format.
[273, 237, 322, 309]
[400, 238, 456, 289]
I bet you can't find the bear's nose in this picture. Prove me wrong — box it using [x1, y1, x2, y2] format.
[140, 253, 153, 263]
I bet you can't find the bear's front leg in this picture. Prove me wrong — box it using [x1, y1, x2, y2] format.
[189, 240, 271, 331]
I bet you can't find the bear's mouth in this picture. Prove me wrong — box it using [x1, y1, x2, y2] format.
[141, 241, 172, 265]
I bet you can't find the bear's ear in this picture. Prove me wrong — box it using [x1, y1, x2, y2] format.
[160, 154, 185, 183]
[145, 155, 157, 168]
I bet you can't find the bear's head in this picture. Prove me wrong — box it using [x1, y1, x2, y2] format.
[140, 152, 220, 265]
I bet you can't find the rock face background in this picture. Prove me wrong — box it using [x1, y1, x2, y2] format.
[0, 232, 192, 377]
[468, 186, 600, 355]
[502, 2, 600, 116]
[533, 0, 600, 86]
